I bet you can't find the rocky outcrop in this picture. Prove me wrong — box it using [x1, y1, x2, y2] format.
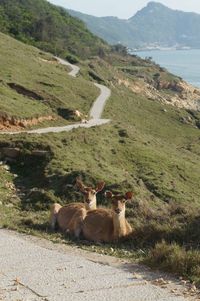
[0, 112, 56, 131]
[0, 147, 51, 162]
[0, 147, 20, 159]
[155, 80, 184, 92]
[31, 150, 50, 157]
[117, 77, 200, 111]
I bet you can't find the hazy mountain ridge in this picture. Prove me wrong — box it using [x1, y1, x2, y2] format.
[68, 2, 200, 49]
[68, 9, 131, 45]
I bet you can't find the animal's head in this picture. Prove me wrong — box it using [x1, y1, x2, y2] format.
[76, 178, 105, 210]
[105, 191, 133, 216]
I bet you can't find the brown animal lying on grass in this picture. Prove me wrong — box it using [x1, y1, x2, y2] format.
[49, 178, 105, 237]
[81, 191, 133, 242]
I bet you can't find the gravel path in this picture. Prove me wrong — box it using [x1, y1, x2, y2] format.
[0, 58, 111, 135]
[0, 229, 196, 301]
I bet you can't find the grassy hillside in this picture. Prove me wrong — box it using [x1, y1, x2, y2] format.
[0, 32, 98, 124]
[1, 32, 200, 285]
[1, 31, 190, 127]
[0, 0, 109, 59]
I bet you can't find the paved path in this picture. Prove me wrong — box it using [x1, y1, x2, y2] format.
[25, 118, 110, 134]
[90, 83, 111, 119]
[0, 58, 111, 135]
[56, 57, 80, 77]
[0, 229, 195, 301]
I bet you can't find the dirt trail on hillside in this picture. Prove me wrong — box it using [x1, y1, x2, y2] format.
[0, 57, 111, 135]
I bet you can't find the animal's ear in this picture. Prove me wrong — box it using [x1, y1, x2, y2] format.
[96, 181, 105, 193]
[125, 191, 133, 200]
[76, 177, 86, 193]
[105, 191, 113, 199]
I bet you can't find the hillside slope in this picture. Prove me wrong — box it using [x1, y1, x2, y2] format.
[0, 32, 99, 130]
[68, 2, 200, 49]
[1, 31, 200, 284]
[0, 0, 109, 59]
[1, 31, 200, 131]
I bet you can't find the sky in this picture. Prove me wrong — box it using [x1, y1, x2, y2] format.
[48, 0, 200, 19]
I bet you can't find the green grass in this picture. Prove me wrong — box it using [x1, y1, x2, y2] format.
[1, 33, 200, 285]
[0, 165, 17, 204]
[0, 81, 52, 118]
[0, 33, 99, 121]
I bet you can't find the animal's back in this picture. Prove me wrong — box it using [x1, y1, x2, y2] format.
[57, 203, 86, 233]
[82, 208, 114, 242]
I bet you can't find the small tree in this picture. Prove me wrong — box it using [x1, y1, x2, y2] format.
[111, 44, 128, 56]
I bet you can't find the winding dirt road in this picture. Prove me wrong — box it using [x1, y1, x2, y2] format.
[0, 58, 111, 135]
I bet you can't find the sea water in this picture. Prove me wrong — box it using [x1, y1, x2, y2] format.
[135, 49, 200, 88]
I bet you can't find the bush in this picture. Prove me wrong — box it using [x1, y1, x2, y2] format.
[118, 129, 129, 138]
[111, 44, 128, 56]
[22, 189, 60, 211]
[146, 241, 200, 284]
[65, 54, 79, 64]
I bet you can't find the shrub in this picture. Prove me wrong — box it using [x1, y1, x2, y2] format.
[146, 241, 200, 284]
[65, 54, 79, 64]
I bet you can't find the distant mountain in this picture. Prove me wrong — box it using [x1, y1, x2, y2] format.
[67, 10, 130, 46]
[68, 2, 200, 49]
[0, 0, 109, 59]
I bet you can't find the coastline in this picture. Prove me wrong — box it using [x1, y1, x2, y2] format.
[133, 49, 200, 88]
